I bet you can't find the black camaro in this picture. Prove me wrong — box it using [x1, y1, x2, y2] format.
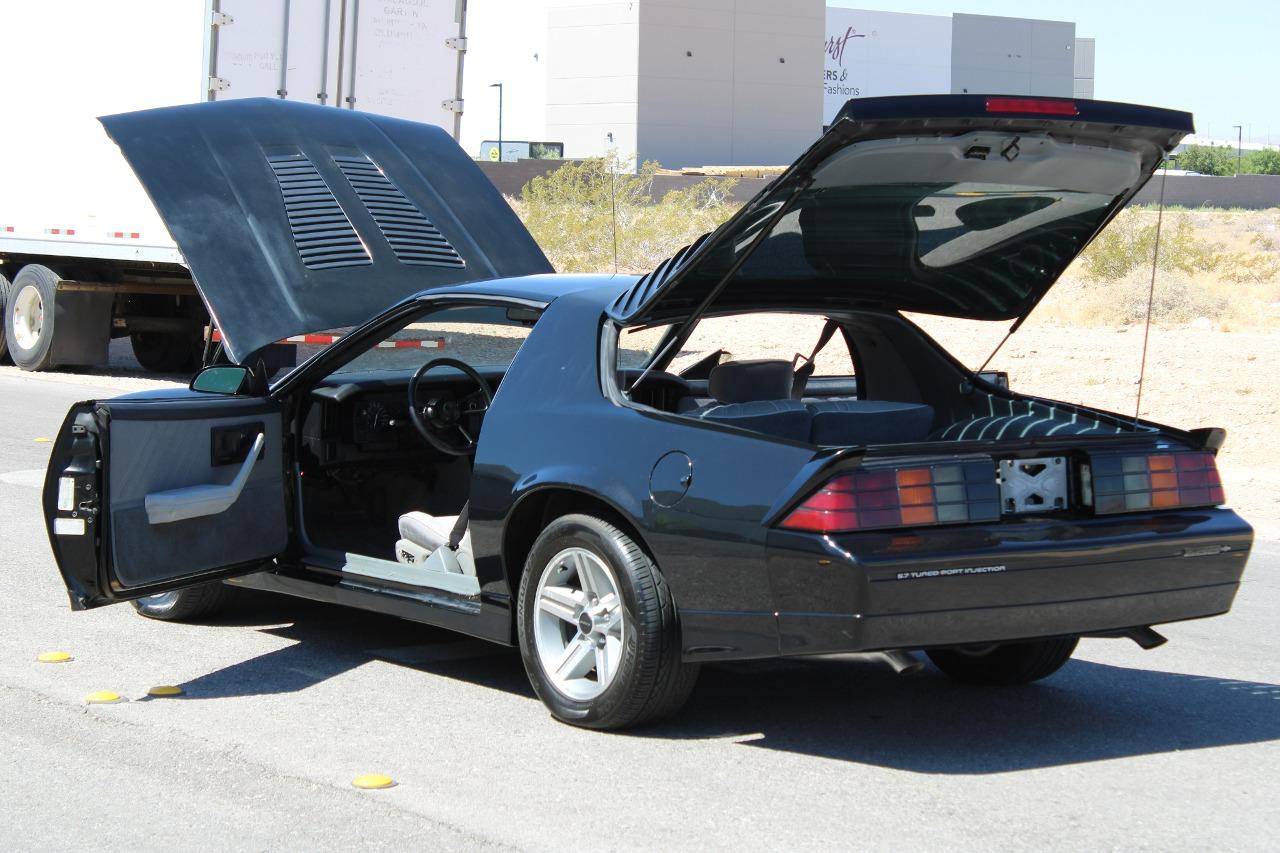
[42, 95, 1252, 729]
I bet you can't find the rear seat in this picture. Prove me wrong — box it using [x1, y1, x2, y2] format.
[682, 359, 934, 446]
[689, 399, 813, 442]
[685, 359, 813, 442]
[805, 399, 934, 446]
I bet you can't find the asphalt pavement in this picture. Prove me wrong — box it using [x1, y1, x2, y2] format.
[1, 373, 1277, 851]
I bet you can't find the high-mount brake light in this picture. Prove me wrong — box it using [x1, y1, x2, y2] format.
[1089, 451, 1224, 514]
[780, 460, 999, 533]
[985, 97, 1079, 116]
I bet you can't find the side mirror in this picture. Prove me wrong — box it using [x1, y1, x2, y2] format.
[191, 365, 251, 395]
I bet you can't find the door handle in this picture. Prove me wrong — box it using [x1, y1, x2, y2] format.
[145, 433, 265, 525]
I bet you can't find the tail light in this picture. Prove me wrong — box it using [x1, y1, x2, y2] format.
[985, 97, 1079, 116]
[1089, 451, 1224, 514]
[779, 461, 999, 533]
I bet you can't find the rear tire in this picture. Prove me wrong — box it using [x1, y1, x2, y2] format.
[131, 582, 237, 622]
[927, 637, 1078, 685]
[517, 513, 698, 730]
[0, 271, 12, 363]
[5, 264, 59, 371]
[129, 331, 201, 374]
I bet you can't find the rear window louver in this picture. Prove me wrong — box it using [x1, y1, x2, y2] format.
[610, 233, 709, 320]
[266, 153, 372, 270]
[333, 154, 465, 269]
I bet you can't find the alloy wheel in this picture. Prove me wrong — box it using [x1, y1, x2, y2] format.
[533, 547, 625, 701]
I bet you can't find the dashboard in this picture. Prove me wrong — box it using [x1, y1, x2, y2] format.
[300, 367, 505, 467]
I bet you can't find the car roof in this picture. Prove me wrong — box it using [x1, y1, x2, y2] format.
[421, 273, 639, 306]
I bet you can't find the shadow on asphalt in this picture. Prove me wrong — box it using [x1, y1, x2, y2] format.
[175, 591, 1280, 774]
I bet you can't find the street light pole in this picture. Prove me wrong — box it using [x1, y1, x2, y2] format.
[1232, 124, 1243, 175]
[490, 82, 503, 162]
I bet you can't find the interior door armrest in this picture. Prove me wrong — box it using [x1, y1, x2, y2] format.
[144, 433, 265, 525]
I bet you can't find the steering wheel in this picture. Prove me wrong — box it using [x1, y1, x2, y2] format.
[408, 358, 494, 456]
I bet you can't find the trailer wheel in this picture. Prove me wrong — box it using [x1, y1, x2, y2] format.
[4, 265, 60, 371]
[0, 271, 12, 363]
[130, 331, 201, 374]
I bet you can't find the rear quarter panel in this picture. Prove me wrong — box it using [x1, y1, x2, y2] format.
[470, 289, 815, 658]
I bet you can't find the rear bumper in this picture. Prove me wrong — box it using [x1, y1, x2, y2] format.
[765, 508, 1252, 655]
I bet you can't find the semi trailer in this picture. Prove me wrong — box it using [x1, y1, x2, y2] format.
[0, 0, 467, 374]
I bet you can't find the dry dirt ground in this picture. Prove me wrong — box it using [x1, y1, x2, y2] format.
[3, 320, 1276, 538]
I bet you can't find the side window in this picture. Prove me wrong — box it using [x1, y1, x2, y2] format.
[324, 304, 538, 377]
[672, 313, 854, 377]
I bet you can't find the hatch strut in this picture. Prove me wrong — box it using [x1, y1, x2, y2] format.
[1134, 161, 1171, 423]
[627, 179, 813, 394]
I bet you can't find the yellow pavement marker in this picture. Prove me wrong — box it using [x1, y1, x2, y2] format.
[33, 437, 51, 443]
[147, 685, 184, 697]
[351, 774, 396, 790]
[37, 651, 73, 663]
[85, 691, 124, 704]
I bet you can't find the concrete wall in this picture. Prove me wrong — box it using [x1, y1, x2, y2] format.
[1073, 37, 1096, 99]
[635, 0, 824, 168]
[546, 2, 641, 160]
[1130, 174, 1280, 210]
[950, 13, 1075, 97]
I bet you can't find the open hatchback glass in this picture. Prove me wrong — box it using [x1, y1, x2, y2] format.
[610, 94, 1193, 326]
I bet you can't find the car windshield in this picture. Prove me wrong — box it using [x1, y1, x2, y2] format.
[328, 304, 539, 376]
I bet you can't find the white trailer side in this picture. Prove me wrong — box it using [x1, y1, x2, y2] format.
[0, 0, 465, 373]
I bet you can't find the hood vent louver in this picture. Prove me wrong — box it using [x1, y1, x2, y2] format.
[333, 154, 465, 269]
[266, 153, 372, 270]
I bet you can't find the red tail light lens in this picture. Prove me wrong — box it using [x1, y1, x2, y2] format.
[1090, 451, 1224, 514]
[780, 461, 999, 533]
[985, 97, 1079, 116]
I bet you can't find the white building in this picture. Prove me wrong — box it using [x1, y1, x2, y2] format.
[460, 2, 1096, 168]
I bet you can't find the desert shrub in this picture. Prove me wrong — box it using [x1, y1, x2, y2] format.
[514, 152, 739, 274]
[1041, 271, 1229, 326]
[1079, 212, 1226, 281]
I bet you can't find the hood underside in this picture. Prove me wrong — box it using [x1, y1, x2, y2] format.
[611, 95, 1192, 325]
[102, 99, 552, 362]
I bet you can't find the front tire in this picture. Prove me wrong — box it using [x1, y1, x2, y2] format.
[517, 513, 698, 730]
[131, 582, 236, 622]
[927, 637, 1078, 685]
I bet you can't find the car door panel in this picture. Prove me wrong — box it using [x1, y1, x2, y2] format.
[106, 401, 287, 589]
[44, 394, 288, 608]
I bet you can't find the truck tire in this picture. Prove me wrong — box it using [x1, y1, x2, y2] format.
[130, 331, 201, 374]
[4, 264, 60, 371]
[0, 271, 11, 363]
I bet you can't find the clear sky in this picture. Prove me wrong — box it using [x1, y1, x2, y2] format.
[829, 0, 1279, 146]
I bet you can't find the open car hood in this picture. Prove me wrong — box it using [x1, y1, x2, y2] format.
[610, 95, 1192, 325]
[102, 99, 552, 362]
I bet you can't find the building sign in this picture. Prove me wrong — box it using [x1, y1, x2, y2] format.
[479, 141, 565, 162]
[823, 8, 953, 125]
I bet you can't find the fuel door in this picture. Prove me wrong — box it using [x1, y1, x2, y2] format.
[649, 451, 693, 508]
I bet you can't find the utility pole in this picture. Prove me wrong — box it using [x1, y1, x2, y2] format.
[490, 82, 504, 162]
[1232, 124, 1243, 175]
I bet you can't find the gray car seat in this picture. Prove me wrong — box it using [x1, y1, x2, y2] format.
[685, 360, 812, 442]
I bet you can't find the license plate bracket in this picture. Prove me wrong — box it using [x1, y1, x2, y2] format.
[997, 456, 1068, 514]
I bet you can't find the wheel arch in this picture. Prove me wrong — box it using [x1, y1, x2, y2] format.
[501, 484, 654, 607]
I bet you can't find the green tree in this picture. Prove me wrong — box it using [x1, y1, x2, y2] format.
[1175, 144, 1236, 176]
[1243, 148, 1280, 175]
